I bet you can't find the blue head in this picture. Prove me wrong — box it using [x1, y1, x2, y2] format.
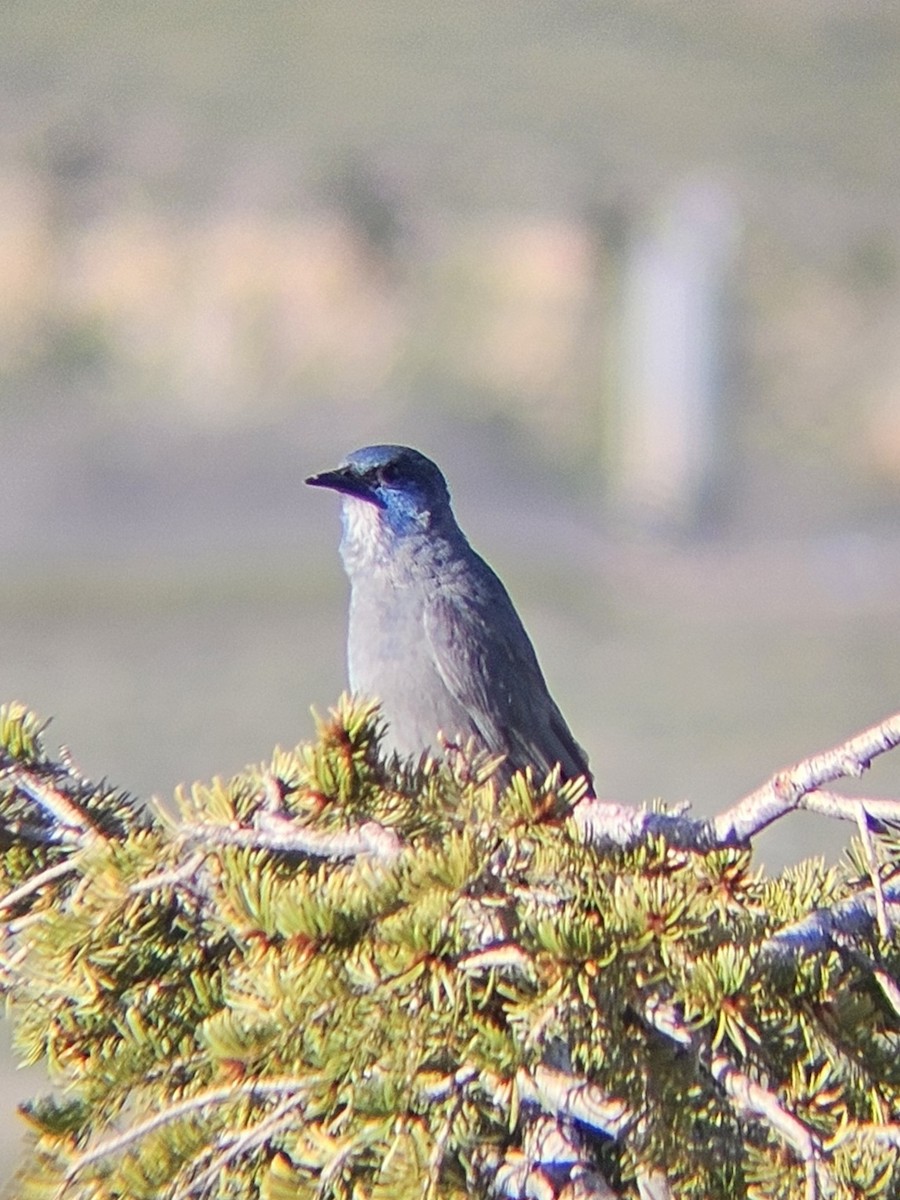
[307, 445, 457, 555]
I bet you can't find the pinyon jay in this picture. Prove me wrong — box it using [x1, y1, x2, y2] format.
[307, 445, 591, 787]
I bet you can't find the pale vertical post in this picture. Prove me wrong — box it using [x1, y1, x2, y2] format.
[613, 180, 740, 532]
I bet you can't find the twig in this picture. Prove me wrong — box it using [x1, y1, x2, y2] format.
[837, 944, 900, 1021]
[826, 1122, 900, 1150]
[854, 801, 890, 938]
[763, 878, 900, 958]
[0, 941, 29, 978]
[426, 1086, 467, 1197]
[643, 994, 692, 1046]
[516, 1064, 633, 1138]
[171, 1090, 308, 1200]
[713, 712, 900, 844]
[872, 966, 900, 1019]
[416, 1065, 479, 1102]
[5, 766, 104, 842]
[58, 744, 96, 789]
[710, 1054, 818, 1167]
[181, 815, 402, 863]
[257, 770, 285, 814]
[637, 1173, 675, 1200]
[130, 851, 207, 894]
[4, 911, 48, 936]
[645, 1000, 822, 1200]
[0, 817, 75, 847]
[457, 943, 534, 975]
[66, 1077, 310, 1178]
[0, 858, 76, 913]
[794, 789, 900, 826]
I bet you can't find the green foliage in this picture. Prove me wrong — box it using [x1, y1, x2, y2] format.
[2, 698, 900, 1198]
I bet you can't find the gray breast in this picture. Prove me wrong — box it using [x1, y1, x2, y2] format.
[346, 576, 477, 760]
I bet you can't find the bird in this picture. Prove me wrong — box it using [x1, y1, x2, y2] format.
[306, 445, 591, 787]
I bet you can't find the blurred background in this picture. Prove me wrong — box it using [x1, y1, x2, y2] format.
[4, 0, 900, 1177]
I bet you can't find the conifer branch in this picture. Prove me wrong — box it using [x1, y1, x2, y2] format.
[5, 700, 900, 1197]
[827, 1123, 900, 1150]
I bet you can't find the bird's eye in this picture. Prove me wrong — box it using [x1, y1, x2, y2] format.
[377, 462, 403, 486]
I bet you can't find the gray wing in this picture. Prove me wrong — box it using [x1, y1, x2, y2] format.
[422, 568, 591, 784]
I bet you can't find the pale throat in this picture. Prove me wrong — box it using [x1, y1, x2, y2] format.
[339, 495, 394, 570]
[339, 494, 431, 573]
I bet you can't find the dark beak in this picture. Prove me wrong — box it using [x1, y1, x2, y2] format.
[305, 466, 384, 506]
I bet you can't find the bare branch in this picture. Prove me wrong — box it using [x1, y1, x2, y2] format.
[636, 1173, 675, 1200]
[516, 1065, 633, 1139]
[488, 1071, 663, 1199]
[170, 1091, 307, 1200]
[573, 713, 900, 854]
[426, 1079, 468, 1194]
[495, 1122, 624, 1200]
[3, 911, 46, 937]
[66, 1077, 311, 1178]
[872, 966, 900, 1019]
[4, 766, 104, 843]
[793, 789, 900, 826]
[130, 851, 207, 895]
[0, 858, 76, 912]
[416, 1065, 479, 1102]
[180, 814, 403, 863]
[571, 796, 713, 851]
[854, 801, 891, 938]
[458, 943, 534, 975]
[763, 879, 900, 959]
[713, 712, 900, 844]
[644, 999, 822, 1200]
[710, 1054, 818, 1166]
[475, 1065, 632, 1144]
